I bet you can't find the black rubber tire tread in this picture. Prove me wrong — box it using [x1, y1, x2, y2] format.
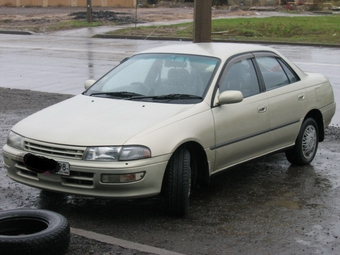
[0, 209, 70, 255]
[285, 118, 319, 166]
[163, 148, 191, 217]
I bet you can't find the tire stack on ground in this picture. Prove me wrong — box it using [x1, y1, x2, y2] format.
[0, 209, 70, 255]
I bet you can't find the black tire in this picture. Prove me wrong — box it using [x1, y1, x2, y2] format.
[163, 148, 191, 217]
[0, 209, 70, 255]
[285, 118, 319, 166]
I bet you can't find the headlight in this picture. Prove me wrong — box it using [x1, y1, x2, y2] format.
[119, 146, 151, 161]
[84, 147, 120, 161]
[7, 131, 24, 149]
[84, 146, 151, 161]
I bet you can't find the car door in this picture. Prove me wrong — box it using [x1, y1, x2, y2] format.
[211, 54, 271, 173]
[253, 52, 308, 151]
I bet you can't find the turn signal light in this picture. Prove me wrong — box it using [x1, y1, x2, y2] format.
[101, 172, 145, 183]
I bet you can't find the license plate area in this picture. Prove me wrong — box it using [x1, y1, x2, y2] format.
[56, 161, 70, 176]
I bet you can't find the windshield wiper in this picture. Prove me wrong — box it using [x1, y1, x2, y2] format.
[90, 91, 143, 98]
[131, 94, 203, 100]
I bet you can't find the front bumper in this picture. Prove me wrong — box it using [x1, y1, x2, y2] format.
[2, 144, 169, 198]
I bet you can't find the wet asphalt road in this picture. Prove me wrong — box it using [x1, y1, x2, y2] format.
[0, 31, 340, 254]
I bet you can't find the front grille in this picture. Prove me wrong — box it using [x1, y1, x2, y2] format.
[15, 157, 94, 189]
[20, 168, 38, 178]
[61, 171, 94, 187]
[18, 166, 94, 188]
[24, 139, 85, 159]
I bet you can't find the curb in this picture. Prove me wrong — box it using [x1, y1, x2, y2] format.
[71, 227, 185, 255]
[0, 30, 33, 35]
[93, 34, 340, 48]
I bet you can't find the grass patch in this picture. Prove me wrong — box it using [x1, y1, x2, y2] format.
[45, 20, 103, 32]
[106, 15, 340, 45]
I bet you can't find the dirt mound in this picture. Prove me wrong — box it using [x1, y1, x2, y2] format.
[70, 10, 138, 23]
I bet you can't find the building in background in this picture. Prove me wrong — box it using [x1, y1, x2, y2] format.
[0, 0, 135, 7]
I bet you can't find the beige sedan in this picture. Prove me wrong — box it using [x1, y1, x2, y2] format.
[2, 43, 336, 216]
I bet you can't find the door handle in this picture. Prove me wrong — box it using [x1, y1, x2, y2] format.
[258, 105, 267, 113]
[298, 94, 305, 101]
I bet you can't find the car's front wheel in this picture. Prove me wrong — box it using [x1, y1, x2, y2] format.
[285, 118, 319, 165]
[163, 148, 192, 217]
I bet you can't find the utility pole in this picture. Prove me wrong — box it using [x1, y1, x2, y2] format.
[87, 0, 93, 23]
[193, 0, 212, 43]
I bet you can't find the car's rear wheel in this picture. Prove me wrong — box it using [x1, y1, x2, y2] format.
[163, 148, 191, 217]
[0, 209, 70, 255]
[285, 118, 319, 165]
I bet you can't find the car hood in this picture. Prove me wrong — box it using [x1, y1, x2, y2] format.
[12, 95, 196, 146]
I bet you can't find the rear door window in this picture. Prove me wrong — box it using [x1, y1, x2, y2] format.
[255, 56, 300, 91]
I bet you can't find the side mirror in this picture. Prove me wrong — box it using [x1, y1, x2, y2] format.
[84, 80, 96, 90]
[218, 90, 243, 105]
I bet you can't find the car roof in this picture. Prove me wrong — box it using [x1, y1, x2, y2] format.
[139, 42, 277, 60]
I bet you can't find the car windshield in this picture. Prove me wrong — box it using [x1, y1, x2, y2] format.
[84, 53, 220, 103]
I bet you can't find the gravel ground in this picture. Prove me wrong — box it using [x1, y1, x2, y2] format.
[68, 234, 153, 255]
